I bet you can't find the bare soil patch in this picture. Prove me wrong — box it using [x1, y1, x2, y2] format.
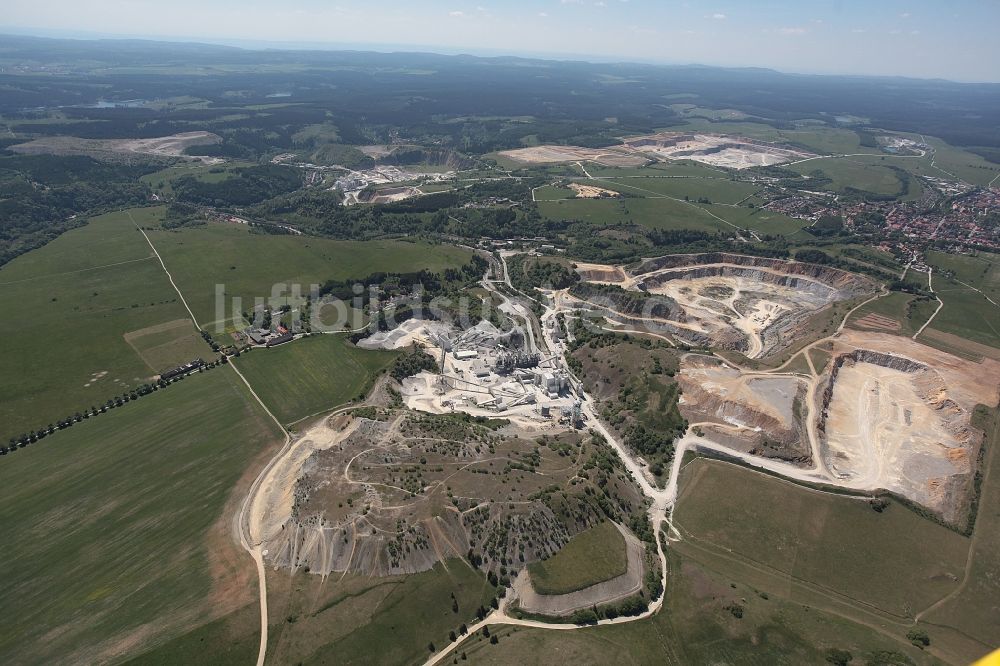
[568, 183, 620, 198]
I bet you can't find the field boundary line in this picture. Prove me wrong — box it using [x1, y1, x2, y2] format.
[131, 207, 275, 666]
[0, 256, 155, 286]
[129, 210, 201, 328]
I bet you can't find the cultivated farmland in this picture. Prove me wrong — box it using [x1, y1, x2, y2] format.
[0, 208, 210, 439]
[0, 368, 282, 665]
[143, 216, 473, 325]
[231, 334, 398, 425]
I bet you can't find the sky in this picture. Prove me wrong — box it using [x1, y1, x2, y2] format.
[3, 0, 999, 82]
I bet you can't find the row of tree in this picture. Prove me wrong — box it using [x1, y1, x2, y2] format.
[1, 355, 229, 457]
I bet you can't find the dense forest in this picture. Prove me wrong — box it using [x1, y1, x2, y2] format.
[1, 34, 999, 152]
[0, 154, 154, 265]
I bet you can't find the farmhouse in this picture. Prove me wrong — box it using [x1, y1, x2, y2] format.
[266, 332, 294, 347]
[247, 328, 268, 345]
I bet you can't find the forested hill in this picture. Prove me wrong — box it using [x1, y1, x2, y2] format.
[1, 34, 999, 150]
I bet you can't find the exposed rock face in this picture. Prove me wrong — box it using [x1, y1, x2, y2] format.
[818, 350, 926, 425]
[574, 254, 874, 359]
[570, 254, 876, 359]
[642, 266, 839, 300]
[632, 252, 875, 295]
[568, 282, 685, 321]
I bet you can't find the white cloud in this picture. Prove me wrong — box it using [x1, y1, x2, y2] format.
[776, 27, 807, 35]
[538, 11, 548, 17]
[448, 10, 465, 17]
[900, 12, 912, 18]
[711, 12, 726, 20]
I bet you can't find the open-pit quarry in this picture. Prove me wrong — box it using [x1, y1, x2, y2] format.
[567, 253, 875, 359]
[561, 254, 997, 526]
[234, 249, 998, 666]
[677, 355, 811, 464]
[498, 132, 814, 169]
[667, 321, 999, 526]
[620, 132, 814, 168]
[816, 330, 1000, 525]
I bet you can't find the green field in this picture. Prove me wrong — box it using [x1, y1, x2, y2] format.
[927, 250, 1000, 294]
[144, 215, 473, 325]
[539, 197, 726, 233]
[275, 564, 494, 665]
[847, 291, 938, 336]
[533, 184, 575, 200]
[922, 407, 1000, 660]
[922, 136, 1000, 187]
[695, 202, 808, 235]
[929, 288, 1000, 348]
[232, 334, 398, 425]
[788, 157, 905, 195]
[584, 162, 727, 178]
[0, 368, 281, 665]
[673, 459, 969, 618]
[599, 175, 759, 204]
[455, 547, 939, 665]
[921, 250, 1000, 347]
[131, 561, 495, 666]
[537, 177, 805, 236]
[0, 208, 212, 439]
[527, 521, 627, 595]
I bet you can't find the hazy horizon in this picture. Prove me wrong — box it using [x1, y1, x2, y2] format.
[3, 0, 999, 84]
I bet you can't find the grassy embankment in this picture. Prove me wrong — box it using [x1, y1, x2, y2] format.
[527, 521, 627, 595]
